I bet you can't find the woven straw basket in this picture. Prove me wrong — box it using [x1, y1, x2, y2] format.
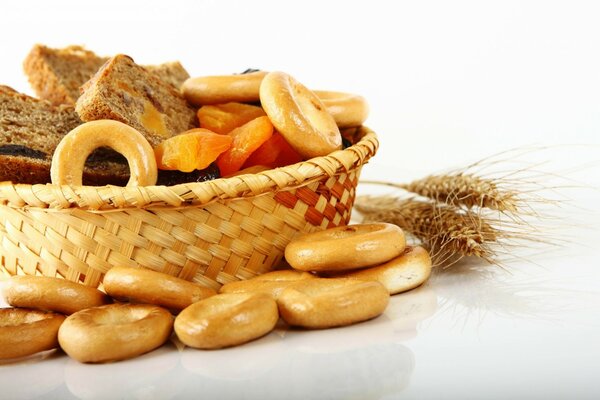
[0, 127, 378, 291]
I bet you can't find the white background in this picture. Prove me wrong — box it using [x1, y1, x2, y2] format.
[1, 1, 600, 399]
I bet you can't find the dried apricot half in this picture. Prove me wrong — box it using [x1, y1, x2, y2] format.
[243, 132, 303, 169]
[197, 102, 266, 135]
[154, 129, 232, 172]
[217, 116, 274, 176]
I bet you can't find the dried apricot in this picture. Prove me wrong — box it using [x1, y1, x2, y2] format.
[243, 132, 303, 169]
[197, 102, 266, 134]
[154, 129, 232, 172]
[217, 116, 274, 176]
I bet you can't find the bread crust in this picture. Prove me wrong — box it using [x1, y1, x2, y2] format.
[76, 55, 197, 147]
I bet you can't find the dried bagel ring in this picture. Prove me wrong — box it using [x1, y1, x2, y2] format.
[0, 308, 65, 360]
[336, 246, 433, 295]
[58, 304, 173, 363]
[219, 270, 315, 300]
[260, 71, 342, 159]
[285, 223, 406, 272]
[4, 276, 111, 315]
[277, 278, 389, 329]
[174, 293, 278, 349]
[103, 267, 216, 312]
[314, 90, 370, 128]
[182, 70, 268, 106]
[50, 120, 158, 186]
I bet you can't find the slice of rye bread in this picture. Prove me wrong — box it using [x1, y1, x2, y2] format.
[75, 54, 197, 147]
[145, 61, 190, 90]
[0, 85, 130, 185]
[24, 45, 190, 106]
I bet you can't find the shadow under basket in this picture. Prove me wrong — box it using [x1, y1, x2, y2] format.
[0, 127, 378, 291]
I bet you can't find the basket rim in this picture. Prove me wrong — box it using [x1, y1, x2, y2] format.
[0, 126, 378, 210]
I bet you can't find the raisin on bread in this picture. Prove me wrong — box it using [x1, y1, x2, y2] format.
[0, 85, 130, 185]
[75, 55, 197, 147]
[24, 45, 190, 106]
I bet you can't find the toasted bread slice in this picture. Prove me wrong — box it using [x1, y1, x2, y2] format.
[75, 54, 197, 147]
[145, 61, 190, 90]
[23, 45, 109, 107]
[0, 85, 130, 185]
[24, 45, 191, 106]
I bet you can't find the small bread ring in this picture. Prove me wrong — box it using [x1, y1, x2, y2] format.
[0, 308, 65, 360]
[50, 120, 158, 186]
[314, 90, 370, 128]
[4, 276, 111, 315]
[182, 70, 268, 106]
[260, 71, 342, 159]
[58, 304, 173, 363]
[103, 267, 216, 312]
[277, 278, 389, 329]
[219, 270, 315, 300]
[285, 223, 406, 272]
[174, 293, 278, 349]
[335, 246, 433, 295]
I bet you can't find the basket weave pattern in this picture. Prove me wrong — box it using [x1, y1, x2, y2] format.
[0, 128, 377, 289]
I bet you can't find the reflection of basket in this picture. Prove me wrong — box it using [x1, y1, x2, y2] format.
[0, 127, 378, 290]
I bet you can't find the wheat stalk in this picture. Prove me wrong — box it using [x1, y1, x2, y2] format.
[355, 196, 503, 267]
[363, 174, 519, 212]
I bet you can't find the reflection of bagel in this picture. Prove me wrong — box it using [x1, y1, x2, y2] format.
[58, 304, 173, 363]
[50, 120, 158, 186]
[285, 223, 406, 272]
[64, 344, 183, 399]
[277, 278, 389, 329]
[284, 312, 395, 354]
[103, 267, 216, 312]
[387, 284, 438, 340]
[0, 351, 67, 398]
[263, 344, 415, 400]
[4, 275, 110, 315]
[180, 332, 284, 381]
[0, 308, 65, 360]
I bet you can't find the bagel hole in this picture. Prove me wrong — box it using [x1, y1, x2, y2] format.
[82, 147, 130, 186]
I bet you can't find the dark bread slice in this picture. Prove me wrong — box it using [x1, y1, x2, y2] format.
[23, 45, 109, 107]
[0, 85, 130, 185]
[75, 55, 197, 147]
[24, 45, 190, 106]
[145, 61, 190, 90]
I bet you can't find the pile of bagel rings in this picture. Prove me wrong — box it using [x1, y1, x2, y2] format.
[0, 222, 432, 364]
[50, 69, 371, 187]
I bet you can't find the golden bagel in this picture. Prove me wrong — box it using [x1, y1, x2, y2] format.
[175, 293, 278, 349]
[182, 70, 268, 106]
[103, 267, 216, 312]
[277, 278, 389, 329]
[4, 276, 110, 315]
[219, 270, 315, 300]
[58, 304, 173, 363]
[0, 308, 65, 360]
[336, 246, 433, 295]
[260, 71, 342, 159]
[285, 223, 406, 272]
[50, 120, 158, 186]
